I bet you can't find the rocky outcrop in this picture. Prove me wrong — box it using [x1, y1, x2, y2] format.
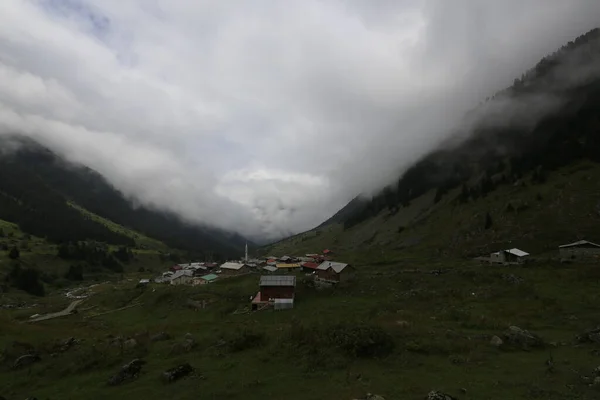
[150, 332, 171, 342]
[426, 391, 458, 400]
[13, 354, 40, 369]
[107, 359, 146, 386]
[490, 335, 504, 347]
[576, 327, 600, 344]
[502, 326, 544, 349]
[162, 363, 194, 383]
[353, 394, 385, 400]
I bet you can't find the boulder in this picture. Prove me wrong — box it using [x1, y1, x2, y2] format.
[57, 337, 78, 352]
[150, 332, 171, 342]
[426, 391, 458, 400]
[593, 366, 600, 377]
[162, 363, 194, 383]
[576, 327, 600, 344]
[123, 339, 137, 349]
[353, 394, 385, 400]
[502, 326, 544, 349]
[490, 335, 504, 347]
[107, 359, 146, 386]
[13, 354, 40, 369]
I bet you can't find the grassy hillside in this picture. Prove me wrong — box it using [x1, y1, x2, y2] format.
[0, 136, 247, 258]
[0, 216, 179, 299]
[2, 259, 600, 399]
[264, 160, 600, 264]
[68, 203, 168, 252]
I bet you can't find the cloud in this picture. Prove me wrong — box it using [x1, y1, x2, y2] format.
[0, 0, 599, 241]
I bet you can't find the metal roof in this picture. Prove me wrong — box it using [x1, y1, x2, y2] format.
[276, 263, 301, 268]
[199, 274, 218, 281]
[505, 248, 529, 257]
[170, 270, 193, 280]
[259, 275, 296, 287]
[559, 240, 600, 248]
[316, 261, 349, 273]
[220, 262, 245, 270]
[263, 266, 278, 272]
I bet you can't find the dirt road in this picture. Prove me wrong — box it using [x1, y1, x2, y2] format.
[28, 299, 84, 323]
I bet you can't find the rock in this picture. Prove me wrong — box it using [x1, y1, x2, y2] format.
[150, 332, 171, 342]
[502, 326, 544, 349]
[576, 327, 600, 344]
[594, 366, 600, 377]
[490, 335, 503, 347]
[162, 363, 194, 383]
[123, 339, 137, 349]
[426, 391, 458, 400]
[592, 377, 600, 387]
[107, 359, 146, 386]
[57, 337, 78, 352]
[395, 320, 410, 328]
[353, 394, 386, 400]
[502, 274, 524, 285]
[13, 354, 40, 369]
[184, 333, 194, 341]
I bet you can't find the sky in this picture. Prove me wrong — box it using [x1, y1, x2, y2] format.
[0, 0, 599, 241]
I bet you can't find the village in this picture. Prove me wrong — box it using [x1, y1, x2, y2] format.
[146, 247, 354, 311]
[140, 239, 600, 314]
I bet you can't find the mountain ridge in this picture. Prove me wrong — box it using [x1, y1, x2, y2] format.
[0, 137, 248, 259]
[265, 27, 600, 261]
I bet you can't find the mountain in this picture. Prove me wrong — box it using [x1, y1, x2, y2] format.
[0, 137, 247, 259]
[264, 28, 600, 262]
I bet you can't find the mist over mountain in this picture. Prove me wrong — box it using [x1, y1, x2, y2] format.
[1, 1, 600, 241]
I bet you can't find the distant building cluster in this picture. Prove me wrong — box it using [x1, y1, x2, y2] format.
[475, 239, 600, 265]
[142, 248, 354, 312]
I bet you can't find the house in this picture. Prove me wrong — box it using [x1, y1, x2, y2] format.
[323, 249, 333, 255]
[559, 240, 600, 260]
[170, 265, 183, 272]
[204, 262, 219, 270]
[276, 263, 301, 271]
[263, 265, 278, 273]
[251, 275, 296, 310]
[170, 270, 194, 285]
[279, 255, 293, 263]
[316, 261, 354, 283]
[301, 262, 319, 273]
[487, 248, 530, 265]
[219, 262, 248, 275]
[194, 273, 218, 285]
[138, 279, 150, 285]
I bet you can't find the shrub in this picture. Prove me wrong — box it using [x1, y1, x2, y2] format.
[326, 324, 395, 358]
[226, 329, 266, 352]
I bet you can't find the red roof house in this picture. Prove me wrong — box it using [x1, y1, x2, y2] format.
[301, 262, 319, 272]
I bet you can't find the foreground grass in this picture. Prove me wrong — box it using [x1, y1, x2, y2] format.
[2, 259, 600, 399]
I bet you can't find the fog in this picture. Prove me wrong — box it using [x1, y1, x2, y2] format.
[0, 0, 599, 241]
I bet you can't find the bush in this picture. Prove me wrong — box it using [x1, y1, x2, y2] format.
[326, 324, 395, 358]
[226, 329, 266, 352]
[288, 321, 394, 359]
[8, 265, 45, 296]
[8, 247, 19, 260]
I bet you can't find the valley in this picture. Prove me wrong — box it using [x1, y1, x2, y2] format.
[1, 15, 600, 400]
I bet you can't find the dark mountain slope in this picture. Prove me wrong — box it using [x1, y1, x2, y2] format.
[338, 28, 600, 230]
[0, 139, 246, 258]
[266, 28, 600, 261]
